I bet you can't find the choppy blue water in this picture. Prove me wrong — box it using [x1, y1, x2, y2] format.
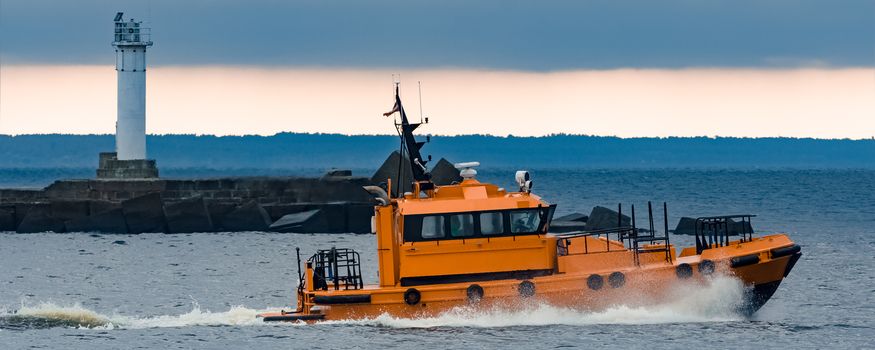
[2, 168, 874, 349]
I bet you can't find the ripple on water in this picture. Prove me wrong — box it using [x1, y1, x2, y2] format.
[0, 169, 873, 348]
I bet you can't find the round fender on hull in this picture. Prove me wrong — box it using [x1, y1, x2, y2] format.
[676, 263, 693, 279]
[608, 272, 625, 288]
[698, 259, 716, 275]
[466, 284, 484, 304]
[587, 274, 604, 290]
[518, 280, 536, 297]
[404, 288, 421, 305]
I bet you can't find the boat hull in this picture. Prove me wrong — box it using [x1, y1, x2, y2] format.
[258, 235, 800, 322]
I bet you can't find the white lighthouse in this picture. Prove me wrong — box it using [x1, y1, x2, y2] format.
[113, 12, 151, 160]
[98, 12, 158, 178]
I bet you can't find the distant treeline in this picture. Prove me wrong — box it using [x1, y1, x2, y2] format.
[1, 133, 873, 169]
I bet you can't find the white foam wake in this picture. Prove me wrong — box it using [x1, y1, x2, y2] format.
[327, 276, 748, 328]
[2, 302, 273, 330]
[1, 276, 748, 330]
[12, 303, 111, 328]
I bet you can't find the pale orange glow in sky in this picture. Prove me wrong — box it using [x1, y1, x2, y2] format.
[1, 65, 873, 138]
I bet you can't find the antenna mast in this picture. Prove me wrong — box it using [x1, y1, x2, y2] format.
[392, 75, 404, 196]
[383, 76, 431, 196]
[418, 81, 424, 124]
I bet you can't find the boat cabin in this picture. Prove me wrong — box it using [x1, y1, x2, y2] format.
[373, 174, 557, 288]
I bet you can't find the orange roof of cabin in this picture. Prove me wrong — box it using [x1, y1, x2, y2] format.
[396, 179, 547, 215]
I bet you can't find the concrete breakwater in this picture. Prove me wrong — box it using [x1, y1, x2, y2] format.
[0, 175, 375, 234]
[0, 153, 463, 234]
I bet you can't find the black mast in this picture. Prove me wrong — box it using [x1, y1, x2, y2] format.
[388, 84, 430, 193]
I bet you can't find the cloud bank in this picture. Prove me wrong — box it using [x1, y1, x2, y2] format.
[1, 0, 873, 69]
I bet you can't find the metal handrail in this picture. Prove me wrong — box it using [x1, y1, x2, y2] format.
[308, 248, 364, 291]
[694, 214, 756, 254]
[113, 27, 152, 44]
[555, 226, 638, 255]
[555, 201, 673, 265]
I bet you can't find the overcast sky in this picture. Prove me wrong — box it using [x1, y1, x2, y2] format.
[1, 1, 873, 138]
[1, 0, 873, 69]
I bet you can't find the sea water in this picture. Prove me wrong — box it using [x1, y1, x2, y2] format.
[1, 169, 873, 349]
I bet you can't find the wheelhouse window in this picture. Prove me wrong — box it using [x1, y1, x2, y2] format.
[510, 210, 541, 233]
[421, 216, 445, 239]
[403, 205, 556, 242]
[479, 212, 504, 235]
[449, 214, 475, 237]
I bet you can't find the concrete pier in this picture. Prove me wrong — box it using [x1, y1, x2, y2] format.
[0, 152, 465, 234]
[0, 174, 375, 234]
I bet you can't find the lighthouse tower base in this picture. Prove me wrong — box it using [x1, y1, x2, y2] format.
[97, 152, 159, 179]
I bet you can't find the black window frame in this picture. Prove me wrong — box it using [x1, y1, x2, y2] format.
[403, 205, 556, 243]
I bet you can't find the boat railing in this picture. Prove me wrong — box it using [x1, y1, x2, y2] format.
[308, 247, 364, 291]
[555, 202, 673, 265]
[694, 214, 756, 254]
[295, 247, 305, 294]
[629, 201, 673, 265]
[555, 226, 638, 254]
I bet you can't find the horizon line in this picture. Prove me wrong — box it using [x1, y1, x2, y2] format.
[2, 132, 874, 141]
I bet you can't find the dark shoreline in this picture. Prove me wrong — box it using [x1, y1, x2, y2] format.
[3, 133, 873, 169]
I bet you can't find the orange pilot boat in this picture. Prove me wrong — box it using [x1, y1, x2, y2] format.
[257, 84, 802, 322]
